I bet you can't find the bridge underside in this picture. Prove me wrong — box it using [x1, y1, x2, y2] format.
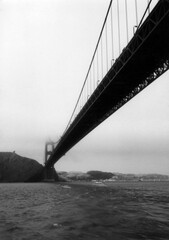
[46, 0, 169, 168]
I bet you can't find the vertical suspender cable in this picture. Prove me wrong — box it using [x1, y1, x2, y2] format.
[88, 73, 90, 98]
[84, 84, 86, 106]
[83, 85, 85, 107]
[79, 96, 81, 112]
[137, 0, 152, 30]
[90, 68, 92, 95]
[147, 0, 150, 15]
[87, 76, 90, 98]
[101, 37, 104, 78]
[125, 0, 129, 44]
[135, 0, 138, 26]
[110, 3, 114, 64]
[81, 93, 83, 109]
[105, 22, 108, 72]
[117, 0, 121, 55]
[64, 0, 112, 132]
[81, 92, 83, 109]
[93, 60, 95, 91]
[97, 49, 99, 84]
[82, 91, 84, 108]
[86, 80, 88, 103]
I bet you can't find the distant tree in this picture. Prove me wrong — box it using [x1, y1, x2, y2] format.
[87, 171, 114, 180]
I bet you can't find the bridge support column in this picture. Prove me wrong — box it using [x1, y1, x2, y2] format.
[44, 166, 59, 181]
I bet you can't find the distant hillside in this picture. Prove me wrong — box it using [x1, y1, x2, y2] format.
[58, 171, 90, 181]
[58, 170, 114, 181]
[58, 170, 169, 181]
[0, 152, 44, 182]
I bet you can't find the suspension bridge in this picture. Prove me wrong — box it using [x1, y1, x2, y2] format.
[44, 0, 169, 173]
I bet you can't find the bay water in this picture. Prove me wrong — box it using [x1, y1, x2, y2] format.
[0, 181, 169, 240]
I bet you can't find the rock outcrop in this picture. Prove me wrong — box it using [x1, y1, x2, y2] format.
[0, 152, 44, 182]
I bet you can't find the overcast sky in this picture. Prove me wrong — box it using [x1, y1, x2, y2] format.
[0, 0, 169, 174]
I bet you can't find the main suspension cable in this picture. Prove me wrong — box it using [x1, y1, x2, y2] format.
[64, 0, 113, 132]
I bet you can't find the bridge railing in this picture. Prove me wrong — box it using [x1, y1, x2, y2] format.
[64, 0, 158, 133]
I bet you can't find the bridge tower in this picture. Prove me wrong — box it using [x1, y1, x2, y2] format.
[44, 141, 54, 165]
[44, 142, 58, 181]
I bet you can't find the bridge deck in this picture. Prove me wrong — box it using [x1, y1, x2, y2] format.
[46, 0, 169, 167]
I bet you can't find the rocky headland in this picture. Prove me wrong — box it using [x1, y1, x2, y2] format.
[0, 152, 44, 182]
[1, 153, 168, 183]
